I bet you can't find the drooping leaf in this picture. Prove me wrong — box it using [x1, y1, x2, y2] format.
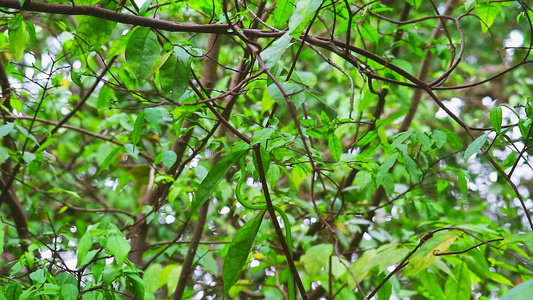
[77, 230, 94, 267]
[360, 24, 380, 45]
[131, 111, 145, 145]
[144, 107, 164, 135]
[159, 150, 178, 169]
[76, 16, 116, 47]
[223, 210, 266, 296]
[144, 263, 163, 294]
[463, 132, 490, 162]
[327, 133, 342, 161]
[159, 47, 190, 101]
[261, 32, 293, 68]
[251, 127, 274, 146]
[405, 0, 421, 10]
[490, 106, 502, 134]
[431, 130, 447, 149]
[60, 284, 79, 300]
[273, 0, 293, 29]
[125, 27, 160, 78]
[188, 146, 249, 218]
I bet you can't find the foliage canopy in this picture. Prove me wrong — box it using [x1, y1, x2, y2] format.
[1, 0, 533, 299]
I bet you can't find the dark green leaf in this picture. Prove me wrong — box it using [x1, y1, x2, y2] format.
[145, 107, 163, 135]
[188, 147, 248, 218]
[60, 284, 79, 300]
[77, 230, 93, 267]
[223, 210, 266, 296]
[159, 48, 190, 101]
[125, 27, 160, 78]
[132, 111, 145, 145]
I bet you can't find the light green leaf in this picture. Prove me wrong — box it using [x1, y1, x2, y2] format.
[355, 170, 373, 191]
[22, 152, 36, 164]
[77, 230, 94, 267]
[490, 106, 502, 134]
[488, 271, 514, 286]
[377, 153, 398, 186]
[477, 3, 500, 33]
[125, 27, 160, 78]
[463, 132, 489, 162]
[97, 147, 121, 175]
[76, 16, 116, 47]
[159, 48, 190, 101]
[105, 233, 131, 265]
[465, 0, 476, 10]
[405, 0, 421, 10]
[261, 32, 293, 68]
[273, 0, 293, 29]
[288, 0, 322, 34]
[188, 147, 248, 218]
[391, 131, 412, 149]
[132, 111, 145, 145]
[403, 231, 458, 276]
[327, 133, 342, 161]
[302, 244, 333, 277]
[444, 262, 471, 300]
[145, 107, 163, 135]
[361, 24, 379, 44]
[501, 278, 533, 300]
[144, 263, 163, 294]
[160, 150, 178, 169]
[60, 284, 79, 300]
[251, 127, 274, 146]
[97, 84, 114, 111]
[223, 210, 266, 296]
[0, 123, 14, 138]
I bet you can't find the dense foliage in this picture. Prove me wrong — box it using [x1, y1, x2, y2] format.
[1, 0, 533, 299]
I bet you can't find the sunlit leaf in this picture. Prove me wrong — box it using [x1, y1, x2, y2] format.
[125, 27, 160, 78]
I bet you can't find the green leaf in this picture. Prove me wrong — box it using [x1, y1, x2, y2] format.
[144, 263, 163, 294]
[125, 27, 160, 78]
[288, 0, 322, 34]
[444, 262, 471, 300]
[327, 133, 342, 161]
[463, 132, 489, 162]
[361, 24, 380, 45]
[302, 244, 333, 277]
[71, 71, 82, 87]
[0, 123, 14, 138]
[16, 125, 39, 145]
[139, 0, 154, 15]
[502, 151, 517, 169]
[97, 84, 114, 111]
[405, 0, 421, 10]
[8, 15, 27, 61]
[391, 131, 413, 148]
[457, 170, 467, 197]
[501, 278, 533, 300]
[60, 284, 79, 300]
[465, 0, 476, 10]
[261, 32, 293, 68]
[159, 47, 190, 101]
[125, 273, 145, 297]
[251, 127, 274, 146]
[273, 0, 293, 29]
[188, 147, 248, 218]
[105, 233, 131, 265]
[476, 3, 500, 33]
[490, 106, 502, 133]
[377, 153, 398, 186]
[160, 150, 177, 169]
[132, 111, 145, 145]
[223, 210, 266, 296]
[355, 170, 373, 191]
[403, 154, 421, 182]
[22, 152, 36, 163]
[77, 230, 94, 267]
[431, 130, 447, 149]
[403, 231, 458, 276]
[97, 147, 121, 175]
[76, 16, 116, 47]
[416, 131, 432, 151]
[145, 107, 163, 135]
